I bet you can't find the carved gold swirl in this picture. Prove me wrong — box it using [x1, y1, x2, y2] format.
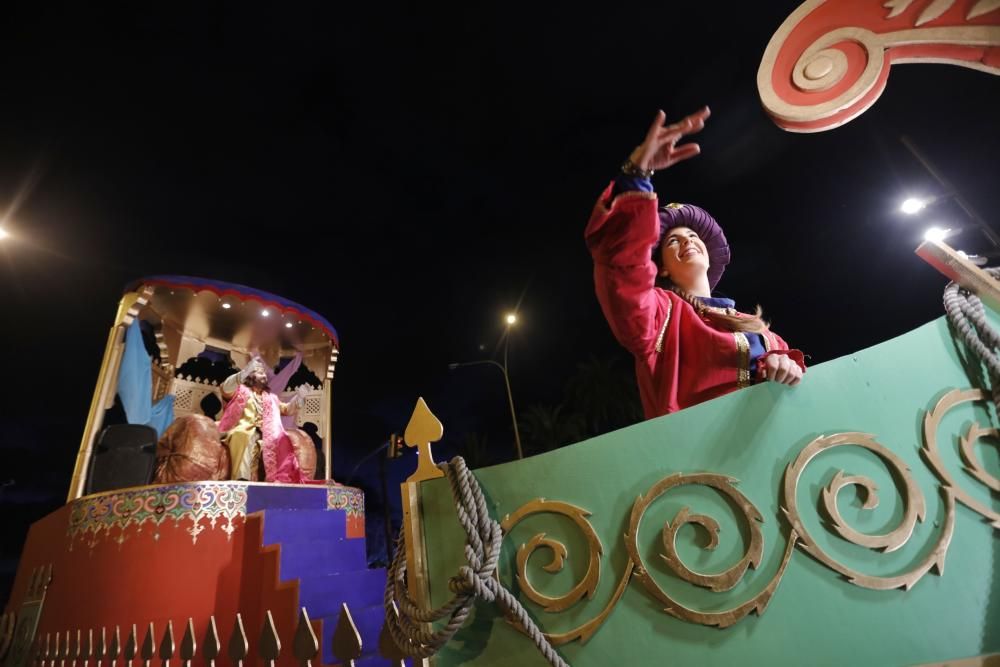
[460, 390, 998, 647]
[625, 472, 797, 628]
[922, 389, 1000, 528]
[960, 424, 1000, 492]
[501, 498, 631, 646]
[500, 499, 602, 613]
[540, 563, 634, 647]
[783, 432, 956, 590]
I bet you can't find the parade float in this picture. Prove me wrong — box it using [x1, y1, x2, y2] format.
[0, 277, 398, 667]
[3, 2, 1000, 667]
[376, 1, 1000, 665]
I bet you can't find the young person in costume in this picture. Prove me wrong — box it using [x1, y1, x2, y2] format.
[585, 107, 805, 419]
[219, 356, 310, 482]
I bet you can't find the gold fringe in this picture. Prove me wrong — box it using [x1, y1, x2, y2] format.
[734, 333, 751, 388]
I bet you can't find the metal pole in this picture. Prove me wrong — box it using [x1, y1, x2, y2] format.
[501, 331, 524, 459]
[901, 135, 1000, 249]
[449, 358, 524, 460]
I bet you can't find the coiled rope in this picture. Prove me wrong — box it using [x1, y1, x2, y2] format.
[943, 268, 1000, 413]
[384, 456, 568, 667]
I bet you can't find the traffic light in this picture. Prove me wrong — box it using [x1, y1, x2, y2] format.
[387, 432, 405, 459]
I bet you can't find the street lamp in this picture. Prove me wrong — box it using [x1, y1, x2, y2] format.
[900, 136, 1000, 249]
[448, 311, 524, 460]
[900, 197, 927, 215]
[923, 227, 951, 243]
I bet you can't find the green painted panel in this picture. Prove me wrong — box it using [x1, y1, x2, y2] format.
[419, 316, 1000, 667]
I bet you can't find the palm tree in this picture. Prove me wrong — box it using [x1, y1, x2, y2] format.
[565, 354, 642, 437]
[459, 432, 492, 469]
[517, 404, 586, 456]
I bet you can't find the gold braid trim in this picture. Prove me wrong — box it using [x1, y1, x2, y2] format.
[654, 300, 673, 354]
[734, 332, 751, 388]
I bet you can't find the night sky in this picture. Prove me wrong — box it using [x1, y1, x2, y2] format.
[1, 3, 998, 597]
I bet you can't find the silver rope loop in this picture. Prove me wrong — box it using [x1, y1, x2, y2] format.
[383, 456, 569, 667]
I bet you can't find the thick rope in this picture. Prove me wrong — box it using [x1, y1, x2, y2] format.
[943, 268, 1000, 413]
[384, 456, 569, 667]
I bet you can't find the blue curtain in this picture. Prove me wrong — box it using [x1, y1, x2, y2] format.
[118, 320, 175, 437]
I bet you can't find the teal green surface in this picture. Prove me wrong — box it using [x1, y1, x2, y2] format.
[420, 316, 1000, 667]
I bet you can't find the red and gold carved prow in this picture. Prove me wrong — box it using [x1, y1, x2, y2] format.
[758, 0, 1000, 132]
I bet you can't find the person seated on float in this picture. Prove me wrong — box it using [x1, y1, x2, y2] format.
[585, 107, 805, 419]
[219, 356, 309, 482]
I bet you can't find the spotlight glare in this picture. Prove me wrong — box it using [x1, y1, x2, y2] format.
[505, 313, 517, 326]
[923, 227, 949, 243]
[222, 303, 232, 310]
[261, 309, 270, 317]
[901, 198, 926, 215]
[285, 322, 293, 328]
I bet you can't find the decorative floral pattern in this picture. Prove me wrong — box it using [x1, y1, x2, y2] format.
[327, 483, 365, 518]
[67, 483, 248, 549]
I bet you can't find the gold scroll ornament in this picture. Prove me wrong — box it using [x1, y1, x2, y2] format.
[404, 388, 999, 651]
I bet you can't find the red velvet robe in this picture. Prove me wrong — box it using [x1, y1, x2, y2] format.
[585, 184, 804, 419]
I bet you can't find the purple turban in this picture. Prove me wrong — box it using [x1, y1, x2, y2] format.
[654, 203, 731, 290]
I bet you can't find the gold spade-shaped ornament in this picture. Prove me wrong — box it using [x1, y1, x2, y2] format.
[403, 398, 446, 484]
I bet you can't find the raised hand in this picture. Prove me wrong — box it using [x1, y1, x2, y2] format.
[628, 107, 711, 173]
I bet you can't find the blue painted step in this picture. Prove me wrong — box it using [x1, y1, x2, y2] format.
[250, 496, 393, 662]
[357, 655, 408, 667]
[246, 485, 329, 512]
[297, 569, 387, 618]
[275, 536, 368, 575]
[260, 508, 348, 544]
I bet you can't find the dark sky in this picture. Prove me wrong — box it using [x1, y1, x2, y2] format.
[1, 3, 998, 592]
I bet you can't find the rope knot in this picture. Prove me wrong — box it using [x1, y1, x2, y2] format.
[384, 456, 569, 667]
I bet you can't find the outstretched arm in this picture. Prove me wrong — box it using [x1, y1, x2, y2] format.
[585, 108, 711, 356]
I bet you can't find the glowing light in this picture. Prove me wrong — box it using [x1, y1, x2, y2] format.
[285, 322, 293, 328]
[0, 227, 8, 240]
[222, 303, 232, 310]
[261, 309, 270, 317]
[505, 313, 518, 326]
[923, 227, 949, 243]
[901, 198, 926, 215]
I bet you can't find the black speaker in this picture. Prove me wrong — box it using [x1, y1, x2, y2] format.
[86, 424, 159, 495]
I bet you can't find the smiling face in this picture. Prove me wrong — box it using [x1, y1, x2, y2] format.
[658, 226, 710, 291]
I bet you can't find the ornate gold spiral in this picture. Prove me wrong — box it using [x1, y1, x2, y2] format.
[782, 432, 955, 590]
[624, 473, 796, 628]
[500, 499, 632, 646]
[500, 499, 602, 613]
[922, 388, 1000, 528]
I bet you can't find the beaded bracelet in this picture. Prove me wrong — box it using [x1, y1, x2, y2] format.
[620, 159, 654, 179]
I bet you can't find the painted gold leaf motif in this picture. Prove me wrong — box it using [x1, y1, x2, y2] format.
[886, 0, 1000, 22]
